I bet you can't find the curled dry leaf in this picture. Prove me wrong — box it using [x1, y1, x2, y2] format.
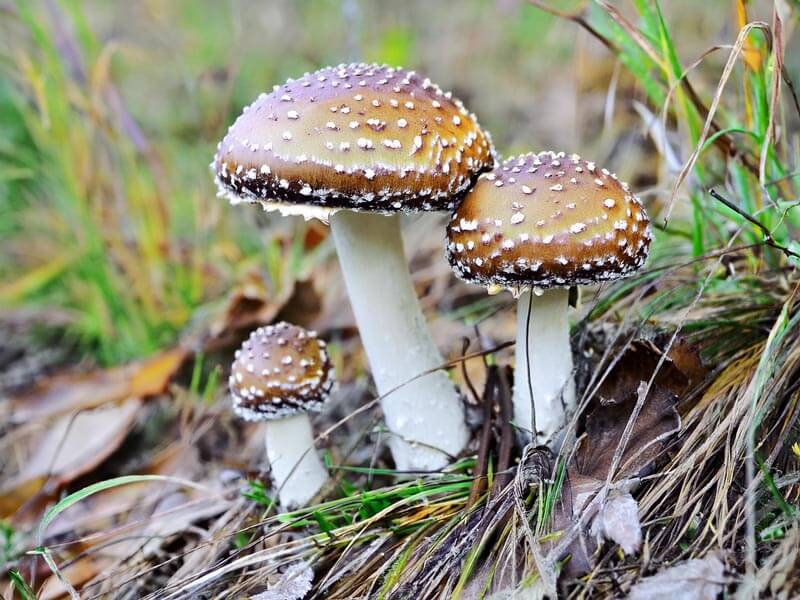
[207, 270, 294, 339]
[1, 399, 142, 517]
[552, 339, 695, 577]
[627, 552, 726, 600]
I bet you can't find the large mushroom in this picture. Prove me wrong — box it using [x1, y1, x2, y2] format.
[446, 151, 651, 445]
[214, 63, 495, 471]
[230, 322, 335, 508]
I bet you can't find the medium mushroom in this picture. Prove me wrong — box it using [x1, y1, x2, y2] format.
[446, 151, 651, 445]
[230, 322, 335, 508]
[214, 63, 495, 471]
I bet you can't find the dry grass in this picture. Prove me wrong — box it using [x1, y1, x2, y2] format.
[2, 0, 800, 598]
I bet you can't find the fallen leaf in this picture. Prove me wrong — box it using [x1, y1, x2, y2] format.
[36, 446, 230, 599]
[552, 340, 684, 576]
[0, 399, 141, 517]
[590, 489, 641, 555]
[207, 270, 293, 340]
[577, 340, 684, 481]
[252, 562, 314, 600]
[627, 553, 726, 599]
[5, 348, 186, 424]
[275, 279, 322, 329]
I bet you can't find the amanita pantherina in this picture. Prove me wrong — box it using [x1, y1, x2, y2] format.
[446, 151, 651, 445]
[214, 63, 495, 471]
[230, 322, 335, 508]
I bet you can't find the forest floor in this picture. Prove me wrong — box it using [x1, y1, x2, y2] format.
[2, 1, 800, 598]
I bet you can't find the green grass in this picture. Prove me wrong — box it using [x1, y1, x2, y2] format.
[0, 1, 315, 366]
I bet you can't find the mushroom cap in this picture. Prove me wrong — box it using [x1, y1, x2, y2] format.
[446, 151, 651, 290]
[214, 63, 495, 216]
[229, 322, 334, 421]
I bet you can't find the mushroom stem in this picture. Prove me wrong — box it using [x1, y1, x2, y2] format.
[513, 287, 575, 446]
[264, 413, 329, 508]
[329, 210, 468, 471]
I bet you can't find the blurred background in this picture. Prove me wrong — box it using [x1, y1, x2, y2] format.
[1, 0, 796, 371]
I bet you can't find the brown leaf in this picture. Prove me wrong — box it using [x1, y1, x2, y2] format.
[5, 348, 186, 424]
[275, 279, 322, 329]
[576, 340, 683, 481]
[552, 340, 684, 577]
[666, 336, 707, 390]
[207, 270, 293, 339]
[0, 399, 142, 517]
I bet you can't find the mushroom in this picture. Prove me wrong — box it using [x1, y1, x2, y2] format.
[214, 63, 495, 471]
[230, 322, 335, 508]
[446, 151, 651, 445]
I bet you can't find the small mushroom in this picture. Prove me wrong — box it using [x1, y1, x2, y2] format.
[230, 322, 335, 508]
[446, 151, 651, 446]
[214, 63, 495, 471]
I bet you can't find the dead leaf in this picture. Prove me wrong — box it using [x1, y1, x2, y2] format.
[251, 562, 314, 600]
[37, 445, 230, 599]
[666, 336, 707, 390]
[590, 489, 641, 555]
[627, 553, 726, 599]
[577, 340, 684, 481]
[0, 399, 141, 517]
[552, 340, 684, 577]
[207, 270, 293, 339]
[275, 279, 322, 329]
[5, 348, 186, 424]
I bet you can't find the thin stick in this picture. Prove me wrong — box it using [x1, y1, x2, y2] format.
[709, 189, 800, 260]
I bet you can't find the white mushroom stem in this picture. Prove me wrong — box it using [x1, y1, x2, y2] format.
[329, 210, 468, 471]
[264, 413, 329, 508]
[513, 287, 576, 446]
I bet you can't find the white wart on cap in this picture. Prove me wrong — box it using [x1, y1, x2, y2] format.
[446, 151, 652, 289]
[214, 63, 495, 215]
[230, 322, 334, 421]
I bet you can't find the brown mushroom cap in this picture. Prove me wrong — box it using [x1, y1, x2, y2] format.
[446, 151, 651, 289]
[229, 322, 334, 421]
[214, 63, 495, 214]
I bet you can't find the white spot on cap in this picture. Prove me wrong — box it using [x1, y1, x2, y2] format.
[287, 110, 299, 119]
[282, 131, 292, 141]
[521, 185, 533, 194]
[570, 222, 586, 234]
[511, 213, 525, 224]
[604, 198, 616, 208]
